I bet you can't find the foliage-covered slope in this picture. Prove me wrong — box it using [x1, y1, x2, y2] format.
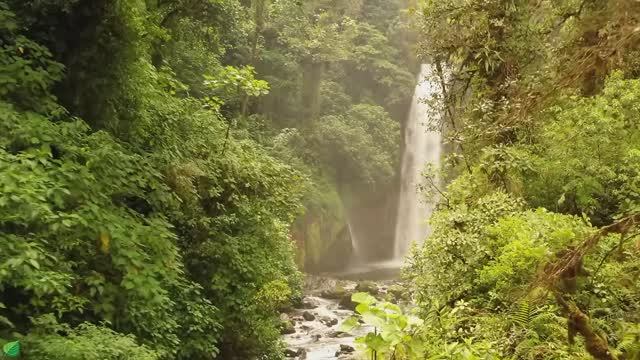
[1, 0, 415, 358]
[348, 1, 640, 359]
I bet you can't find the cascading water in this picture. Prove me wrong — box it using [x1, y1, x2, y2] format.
[347, 220, 362, 263]
[393, 64, 442, 260]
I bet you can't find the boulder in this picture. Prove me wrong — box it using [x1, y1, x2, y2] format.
[302, 311, 315, 321]
[386, 284, 409, 302]
[338, 293, 356, 311]
[340, 344, 355, 353]
[279, 313, 296, 335]
[328, 330, 351, 338]
[320, 285, 347, 300]
[301, 298, 319, 309]
[319, 316, 339, 327]
[335, 343, 356, 357]
[284, 348, 298, 358]
[355, 281, 379, 295]
[281, 321, 296, 334]
[284, 347, 307, 358]
[281, 321, 295, 335]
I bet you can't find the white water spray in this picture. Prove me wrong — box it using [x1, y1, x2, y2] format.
[393, 64, 442, 260]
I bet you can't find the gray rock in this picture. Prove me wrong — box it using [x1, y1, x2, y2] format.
[302, 311, 315, 321]
[387, 284, 409, 302]
[284, 347, 307, 358]
[338, 293, 356, 310]
[355, 281, 379, 295]
[284, 348, 298, 357]
[320, 286, 347, 299]
[281, 321, 295, 335]
[335, 344, 356, 357]
[319, 316, 339, 327]
[279, 313, 296, 334]
[340, 344, 355, 353]
[328, 330, 351, 338]
[301, 298, 318, 309]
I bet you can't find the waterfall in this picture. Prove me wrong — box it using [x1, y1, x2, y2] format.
[348, 220, 362, 264]
[393, 64, 442, 260]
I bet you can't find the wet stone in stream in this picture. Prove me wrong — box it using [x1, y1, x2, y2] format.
[302, 311, 316, 321]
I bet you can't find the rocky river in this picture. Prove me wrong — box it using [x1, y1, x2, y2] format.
[281, 275, 404, 360]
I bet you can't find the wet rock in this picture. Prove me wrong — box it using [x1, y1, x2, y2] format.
[311, 334, 322, 342]
[340, 344, 355, 353]
[338, 293, 356, 310]
[320, 285, 347, 300]
[335, 344, 356, 357]
[337, 355, 356, 360]
[284, 347, 307, 358]
[284, 348, 298, 357]
[279, 314, 296, 335]
[328, 330, 351, 338]
[302, 311, 315, 321]
[300, 324, 312, 331]
[319, 316, 339, 327]
[301, 298, 319, 309]
[387, 284, 409, 302]
[281, 321, 296, 335]
[355, 281, 379, 295]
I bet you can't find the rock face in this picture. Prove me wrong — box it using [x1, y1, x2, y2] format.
[302, 311, 316, 321]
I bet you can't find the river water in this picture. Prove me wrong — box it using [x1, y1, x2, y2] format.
[282, 277, 394, 360]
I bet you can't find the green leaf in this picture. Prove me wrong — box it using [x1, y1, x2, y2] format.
[339, 316, 359, 332]
[351, 292, 375, 305]
[28, 259, 40, 270]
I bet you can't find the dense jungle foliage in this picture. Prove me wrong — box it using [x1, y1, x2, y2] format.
[345, 0, 640, 359]
[0, 0, 412, 359]
[4, 0, 640, 359]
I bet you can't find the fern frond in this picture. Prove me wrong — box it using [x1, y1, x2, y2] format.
[513, 301, 531, 328]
